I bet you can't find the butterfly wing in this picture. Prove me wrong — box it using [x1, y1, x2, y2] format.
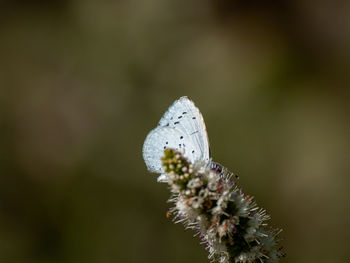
[158, 96, 210, 162]
[142, 126, 202, 173]
[142, 96, 210, 180]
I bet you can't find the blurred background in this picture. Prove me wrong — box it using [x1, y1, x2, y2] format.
[1, 0, 350, 262]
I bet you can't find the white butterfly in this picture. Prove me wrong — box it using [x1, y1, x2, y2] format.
[142, 96, 211, 182]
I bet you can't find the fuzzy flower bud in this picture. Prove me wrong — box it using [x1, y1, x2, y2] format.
[161, 149, 285, 263]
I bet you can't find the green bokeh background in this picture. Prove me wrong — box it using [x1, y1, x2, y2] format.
[1, 1, 350, 262]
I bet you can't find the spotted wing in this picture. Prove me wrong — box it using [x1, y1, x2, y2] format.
[142, 126, 202, 174]
[158, 96, 210, 162]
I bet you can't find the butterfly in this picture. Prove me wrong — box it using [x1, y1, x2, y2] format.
[142, 96, 211, 182]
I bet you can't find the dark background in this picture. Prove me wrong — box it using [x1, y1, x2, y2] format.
[1, 1, 350, 263]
